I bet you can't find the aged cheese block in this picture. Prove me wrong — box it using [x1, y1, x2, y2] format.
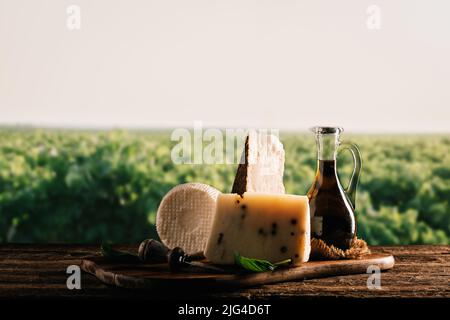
[156, 183, 221, 254]
[205, 193, 310, 265]
[231, 130, 285, 195]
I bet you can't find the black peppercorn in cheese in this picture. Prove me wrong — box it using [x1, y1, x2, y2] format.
[205, 193, 310, 265]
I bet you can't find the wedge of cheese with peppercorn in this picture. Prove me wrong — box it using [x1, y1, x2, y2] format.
[205, 193, 310, 265]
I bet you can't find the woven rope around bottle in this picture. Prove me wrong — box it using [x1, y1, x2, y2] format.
[310, 237, 371, 260]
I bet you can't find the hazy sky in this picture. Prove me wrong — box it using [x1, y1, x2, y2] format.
[0, 0, 449, 132]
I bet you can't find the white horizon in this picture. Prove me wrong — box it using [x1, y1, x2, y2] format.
[0, 121, 448, 134]
[1, 1, 449, 133]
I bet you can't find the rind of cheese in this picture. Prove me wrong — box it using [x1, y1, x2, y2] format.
[156, 183, 221, 254]
[205, 193, 310, 265]
[232, 130, 285, 195]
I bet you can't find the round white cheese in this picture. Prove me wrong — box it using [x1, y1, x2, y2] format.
[156, 183, 221, 254]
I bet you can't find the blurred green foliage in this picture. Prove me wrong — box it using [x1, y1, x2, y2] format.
[0, 128, 448, 245]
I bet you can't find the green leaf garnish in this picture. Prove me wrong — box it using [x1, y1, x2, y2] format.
[234, 252, 291, 273]
[100, 243, 139, 262]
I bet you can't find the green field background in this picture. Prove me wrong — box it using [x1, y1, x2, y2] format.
[0, 128, 449, 245]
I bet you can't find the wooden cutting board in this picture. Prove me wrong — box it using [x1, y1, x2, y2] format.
[81, 253, 394, 290]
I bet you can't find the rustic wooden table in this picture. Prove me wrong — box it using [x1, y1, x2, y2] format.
[0, 244, 448, 301]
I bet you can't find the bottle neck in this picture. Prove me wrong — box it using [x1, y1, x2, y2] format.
[316, 133, 339, 161]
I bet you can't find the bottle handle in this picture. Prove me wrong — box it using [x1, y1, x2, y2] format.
[338, 142, 362, 209]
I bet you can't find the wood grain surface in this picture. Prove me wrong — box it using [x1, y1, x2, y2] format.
[0, 244, 448, 300]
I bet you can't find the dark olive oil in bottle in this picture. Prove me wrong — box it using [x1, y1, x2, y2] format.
[307, 127, 361, 250]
